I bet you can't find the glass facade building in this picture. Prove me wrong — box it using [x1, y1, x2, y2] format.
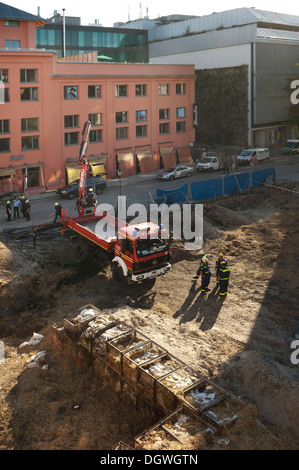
[36, 24, 149, 63]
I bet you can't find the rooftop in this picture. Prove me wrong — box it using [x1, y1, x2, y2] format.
[0, 2, 43, 21]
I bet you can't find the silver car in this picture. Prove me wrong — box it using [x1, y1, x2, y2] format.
[158, 165, 194, 181]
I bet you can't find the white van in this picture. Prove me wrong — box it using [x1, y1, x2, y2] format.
[237, 148, 270, 165]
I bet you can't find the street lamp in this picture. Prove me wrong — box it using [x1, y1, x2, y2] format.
[117, 166, 122, 196]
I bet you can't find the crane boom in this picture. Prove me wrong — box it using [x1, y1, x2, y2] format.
[77, 121, 92, 216]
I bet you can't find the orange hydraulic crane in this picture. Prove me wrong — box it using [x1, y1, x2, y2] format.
[77, 120, 92, 216]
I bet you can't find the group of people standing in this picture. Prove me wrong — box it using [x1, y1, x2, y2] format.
[6, 195, 30, 221]
[194, 252, 230, 298]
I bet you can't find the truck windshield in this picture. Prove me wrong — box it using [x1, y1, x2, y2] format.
[240, 151, 252, 156]
[135, 237, 169, 258]
[202, 157, 212, 162]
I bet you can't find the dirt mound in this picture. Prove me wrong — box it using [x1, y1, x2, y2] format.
[218, 182, 299, 212]
[203, 204, 251, 229]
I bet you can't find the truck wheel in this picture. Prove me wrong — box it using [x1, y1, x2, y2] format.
[96, 187, 103, 195]
[112, 264, 125, 284]
[68, 192, 75, 200]
[74, 242, 90, 261]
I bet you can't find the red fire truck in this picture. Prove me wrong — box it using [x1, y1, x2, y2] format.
[34, 120, 171, 284]
[63, 210, 171, 284]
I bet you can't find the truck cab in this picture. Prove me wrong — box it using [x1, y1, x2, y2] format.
[113, 222, 171, 283]
[197, 156, 220, 172]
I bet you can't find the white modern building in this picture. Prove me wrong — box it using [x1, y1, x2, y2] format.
[120, 8, 299, 148]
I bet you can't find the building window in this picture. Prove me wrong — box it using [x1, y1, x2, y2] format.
[176, 121, 186, 133]
[176, 107, 186, 118]
[136, 110, 147, 122]
[0, 120, 9, 133]
[64, 86, 78, 99]
[21, 118, 39, 132]
[176, 83, 186, 95]
[158, 84, 169, 96]
[116, 111, 128, 124]
[20, 87, 38, 101]
[0, 69, 8, 82]
[5, 40, 20, 48]
[136, 84, 146, 96]
[65, 132, 79, 145]
[22, 135, 39, 150]
[116, 127, 128, 140]
[159, 123, 170, 135]
[3, 88, 10, 103]
[115, 85, 127, 97]
[88, 85, 101, 98]
[90, 129, 102, 142]
[136, 125, 147, 138]
[159, 109, 169, 120]
[0, 138, 10, 152]
[88, 113, 102, 126]
[64, 115, 79, 128]
[4, 20, 20, 26]
[20, 69, 38, 83]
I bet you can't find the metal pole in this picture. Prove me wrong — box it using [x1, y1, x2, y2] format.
[62, 8, 66, 58]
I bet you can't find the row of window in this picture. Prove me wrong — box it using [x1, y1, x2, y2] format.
[0, 117, 186, 152]
[37, 28, 146, 49]
[64, 83, 186, 99]
[1, 68, 38, 83]
[1, 108, 187, 135]
[1, 84, 187, 103]
[1, 69, 186, 94]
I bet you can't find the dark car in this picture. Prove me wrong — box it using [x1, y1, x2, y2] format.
[56, 176, 106, 199]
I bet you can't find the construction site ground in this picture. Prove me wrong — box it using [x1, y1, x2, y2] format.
[0, 181, 299, 451]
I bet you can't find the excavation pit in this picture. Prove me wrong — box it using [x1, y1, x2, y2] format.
[134, 405, 217, 450]
[138, 354, 184, 405]
[78, 314, 117, 352]
[63, 304, 101, 341]
[155, 366, 204, 415]
[183, 379, 228, 412]
[122, 341, 167, 388]
[202, 394, 247, 428]
[51, 304, 249, 449]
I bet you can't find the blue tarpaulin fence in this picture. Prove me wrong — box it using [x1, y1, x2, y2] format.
[224, 172, 251, 195]
[252, 167, 276, 188]
[155, 183, 189, 204]
[190, 178, 222, 201]
[156, 168, 276, 204]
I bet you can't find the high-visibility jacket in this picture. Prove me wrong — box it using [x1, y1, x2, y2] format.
[200, 262, 211, 278]
[218, 266, 230, 280]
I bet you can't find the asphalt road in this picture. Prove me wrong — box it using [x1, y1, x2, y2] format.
[1, 152, 298, 233]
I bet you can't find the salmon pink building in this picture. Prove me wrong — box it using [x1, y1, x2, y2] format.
[0, 4, 196, 195]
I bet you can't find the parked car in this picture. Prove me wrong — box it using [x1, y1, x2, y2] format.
[158, 165, 194, 181]
[281, 139, 299, 155]
[197, 156, 220, 172]
[237, 148, 270, 165]
[56, 176, 106, 199]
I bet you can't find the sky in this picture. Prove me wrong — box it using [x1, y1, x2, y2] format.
[4, 0, 299, 27]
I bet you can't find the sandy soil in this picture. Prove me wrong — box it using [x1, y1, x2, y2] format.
[0, 183, 299, 450]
